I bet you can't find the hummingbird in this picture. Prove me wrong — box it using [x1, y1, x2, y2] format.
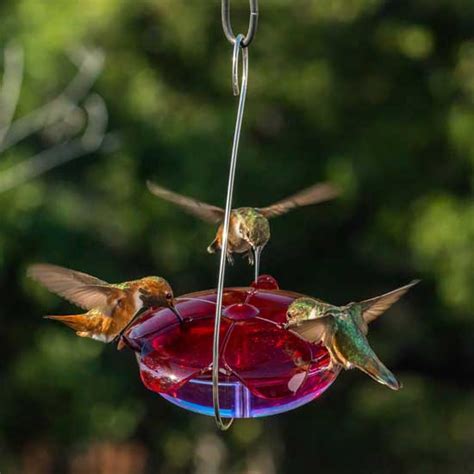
[28, 263, 181, 346]
[147, 181, 340, 268]
[285, 281, 419, 390]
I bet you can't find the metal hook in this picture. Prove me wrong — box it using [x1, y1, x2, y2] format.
[212, 34, 249, 431]
[221, 0, 259, 48]
[231, 33, 248, 96]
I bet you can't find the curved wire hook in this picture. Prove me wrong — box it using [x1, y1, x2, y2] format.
[221, 0, 259, 48]
[231, 33, 247, 96]
[212, 34, 249, 431]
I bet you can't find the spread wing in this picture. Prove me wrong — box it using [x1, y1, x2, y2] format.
[287, 317, 332, 344]
[28, 264, 124, 314]
[147, 181, 224, 224]
[360, 280, 420, 324]
[259, 182, 340, 219]
[63, 285, 125, 315]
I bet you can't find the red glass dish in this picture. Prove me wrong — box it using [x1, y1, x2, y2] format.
[125, 275, 339, 418]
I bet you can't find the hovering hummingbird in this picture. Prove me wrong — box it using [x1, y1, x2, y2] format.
[147, 181, 339, 266]
[285, 281, 419, 390]
[28, 264, 181, 346]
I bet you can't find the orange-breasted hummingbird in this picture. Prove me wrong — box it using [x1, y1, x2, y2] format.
[28, 263, 182, 347]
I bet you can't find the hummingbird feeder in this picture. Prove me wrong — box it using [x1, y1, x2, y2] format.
[124, 275, 339, 419]
[124, 0, 340, 430]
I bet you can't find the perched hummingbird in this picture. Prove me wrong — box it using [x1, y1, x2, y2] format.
[147, 181, 339, 265]
[285, 281, 419, 390]
[28, 264, 181, 346]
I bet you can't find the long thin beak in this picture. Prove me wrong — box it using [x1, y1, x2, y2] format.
[170, 300, 183, 324]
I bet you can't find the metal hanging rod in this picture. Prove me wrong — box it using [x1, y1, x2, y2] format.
[212, 0, 259, 431]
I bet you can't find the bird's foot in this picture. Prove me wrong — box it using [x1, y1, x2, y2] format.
[114, 326, 132, 345]
[324, 361, 338, 374]
[113, 309, 147, 347]
[113, 331, 128, 349]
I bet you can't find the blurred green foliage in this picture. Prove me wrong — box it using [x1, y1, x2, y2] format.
[0, 0, 473, 473]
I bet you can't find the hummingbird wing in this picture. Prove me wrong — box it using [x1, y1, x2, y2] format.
[28, 263, 108, 288]
[64, 285, 125, 315]
[359, 280, 420, 324]
[258, 182, 340, 219]
[147, 181, 224, 224]
[287, 317, 332, 344]
[28, 264, 123, 314]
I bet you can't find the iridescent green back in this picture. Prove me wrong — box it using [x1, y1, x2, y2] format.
[333, 309, 376, 367]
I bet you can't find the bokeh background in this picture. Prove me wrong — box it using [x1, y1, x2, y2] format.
[1, 0, 473, 473]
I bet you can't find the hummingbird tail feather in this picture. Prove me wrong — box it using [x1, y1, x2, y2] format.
[359, 357, 401, 391]
[44, 314, 96, 333]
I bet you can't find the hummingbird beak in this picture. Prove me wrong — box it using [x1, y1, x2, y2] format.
[169, 300, 183, 324]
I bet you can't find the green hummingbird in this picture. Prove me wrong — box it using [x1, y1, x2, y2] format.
[146, 181, 340, 267]
[285, 281, 419, 390]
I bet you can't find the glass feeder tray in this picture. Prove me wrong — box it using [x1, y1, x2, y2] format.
[124, 275, 339, 418]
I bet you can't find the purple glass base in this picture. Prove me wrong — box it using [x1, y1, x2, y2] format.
[160, 367, 336, 418]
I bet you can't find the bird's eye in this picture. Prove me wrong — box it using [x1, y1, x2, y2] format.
[165, 292, 172, 300]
